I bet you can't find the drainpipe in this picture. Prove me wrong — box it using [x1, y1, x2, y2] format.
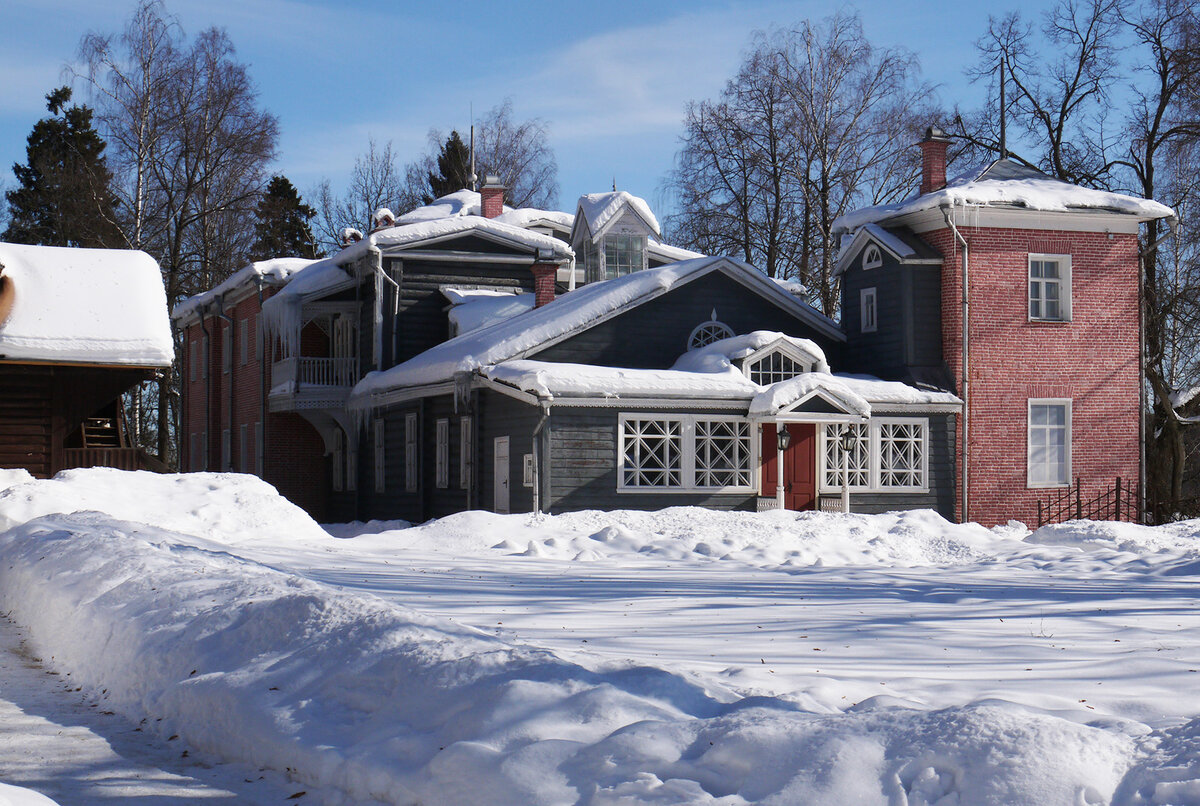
[216, 301, 235, 472]
[199, 309, 213, 472]
[367, 244, 400, 370]
[943, 207, 970, 524]
[1138, 216, 1179, 518]
[256, 278, 267, 479]
[531, 401, 550, 515]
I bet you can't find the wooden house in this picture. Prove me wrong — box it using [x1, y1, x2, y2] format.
[0, 243, 173, 477]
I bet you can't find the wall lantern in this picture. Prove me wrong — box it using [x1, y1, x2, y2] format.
[839, 424, 857, 453]
[776, 427, 791, 452]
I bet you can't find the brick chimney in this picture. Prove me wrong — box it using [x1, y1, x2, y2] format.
[919, 126, 953, 195]
[480, 174, 505, 219]
[532, 250, 557, 308]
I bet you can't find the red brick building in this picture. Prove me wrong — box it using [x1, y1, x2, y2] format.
[833, 128, 1174, 526]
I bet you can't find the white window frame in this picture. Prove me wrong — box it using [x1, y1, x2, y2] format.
[617, 414, 757, 493]
[688, 319, 734, 351]
[1027, 399, 1072, 488]
[863, 244, 883, 270]
[861, 287, 877, 333]
[1028, 253, 1071, 322]
[459, 416, 472, 490]
[435, 418, 449, 489]
[404, 413, 418, 493]
[743, 345, 813, 386]
[374, 419, 386, 493]
[819, 422, 870, 491]
[818, 418, 929, 493]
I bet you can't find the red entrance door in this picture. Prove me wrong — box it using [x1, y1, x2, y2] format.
[761, 423, 817, 510]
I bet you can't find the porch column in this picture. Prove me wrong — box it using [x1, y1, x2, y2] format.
[775, 420, 786, 509]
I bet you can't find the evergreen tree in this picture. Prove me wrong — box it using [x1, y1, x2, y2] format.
[4, 87, 122, 248]
[424, 130, 472, 202]
[249, 175, 320, 260]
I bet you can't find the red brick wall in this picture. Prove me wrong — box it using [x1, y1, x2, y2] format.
[931, 224, 1140, 526]
[178, 289, 331, 520]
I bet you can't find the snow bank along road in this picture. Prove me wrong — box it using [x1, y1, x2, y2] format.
[1, 468, 1200, 805]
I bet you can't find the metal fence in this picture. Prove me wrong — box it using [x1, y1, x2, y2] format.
[1035, 477, 1143, 527]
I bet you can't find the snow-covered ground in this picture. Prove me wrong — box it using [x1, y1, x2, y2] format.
[2, 469, 1200, 805]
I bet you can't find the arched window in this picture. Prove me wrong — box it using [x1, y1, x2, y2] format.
[863, 244, 883, 270]
[688, 320, 733, 350]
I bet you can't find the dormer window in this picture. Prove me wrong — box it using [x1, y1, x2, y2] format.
[863, 245, 883, 270]
[747, 350, 805, 385]
[572, 191, 660, 284]
[604, 234, 645, 278]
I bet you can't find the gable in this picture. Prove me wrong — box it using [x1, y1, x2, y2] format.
[531, 270, 843, 369]
[396, 232, 531, 257]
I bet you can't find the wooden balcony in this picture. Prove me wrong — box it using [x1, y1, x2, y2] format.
[269, 356, 356, 412]
[62, 447, 164, 472]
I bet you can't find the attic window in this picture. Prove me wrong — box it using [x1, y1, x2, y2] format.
[747, 350, 805, 385]
[863, 245, 883, 271]
[688, 319, 733, 350]
[604, 234, 645, 278]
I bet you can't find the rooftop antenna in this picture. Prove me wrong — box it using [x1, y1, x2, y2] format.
[469, 102, 477, 191]
[999, 58, 1007, 160]
[612, 176, 617, 192]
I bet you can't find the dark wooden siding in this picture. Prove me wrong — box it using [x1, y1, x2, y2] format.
[533, 271, 843, 370]
[385, 255, 536, 368]
[842, 245, 945, 383]
[841, 413, 956, 520]
[0, 365, 52, 477]
[477, 391, 539, 515]
[547, 407, 757, 513]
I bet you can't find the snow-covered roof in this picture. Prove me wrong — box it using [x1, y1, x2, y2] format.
[483, 360, 759, 402]
[833, 223, 942, 276]
[648, 239, 704, 263]
[749, 374, 871, 418]
[348, 257, 842, 407]
[396, 189, 506, 224]
[833, 159, 1176, 233]
[494, 208, 574, 231]
[338, 215, 574, 264]
[0, 242, 173, 367]
[672, 331, 829, 375]
[172, 257, 320, 321]
[1172, 386, 1200, 412]
[575, 191, 661, 240]
[442, 287, 535, 335]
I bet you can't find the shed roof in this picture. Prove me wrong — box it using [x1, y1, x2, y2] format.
[0, 242, 172, 367]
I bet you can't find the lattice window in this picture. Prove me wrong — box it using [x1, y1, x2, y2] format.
[863, 245, 883, 270]
[748, 350, 804, 385]
[1028, 400, 1070, 486]
[604, 234, 645, 278]
[689, 320, 734, 350]
[879, 421, 925, 488]
[620, 418, 682, 488]
[695, 420, 752, 488]
[822, 423, 870, 488]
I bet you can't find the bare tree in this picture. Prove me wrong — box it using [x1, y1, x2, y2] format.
[664, 13, 934, 315]
[400, 99, 559, 213]
[76, 1, 278, 465]
[957, 0, 1122, 185]
[311, 138, 407, 252]
[1113, 0, 1200, 520]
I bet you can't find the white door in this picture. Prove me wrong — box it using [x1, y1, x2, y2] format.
[493, 436, 510, 514]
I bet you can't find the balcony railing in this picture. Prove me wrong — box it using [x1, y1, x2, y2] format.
[272, 356, 357, 390]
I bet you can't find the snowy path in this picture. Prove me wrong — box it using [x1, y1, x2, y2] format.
[0, 615, 303, 804]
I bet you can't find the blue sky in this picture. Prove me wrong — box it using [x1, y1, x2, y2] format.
[0, 0, 1058, 218]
